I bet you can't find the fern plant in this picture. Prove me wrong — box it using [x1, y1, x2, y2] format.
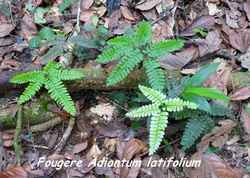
[10, 61, 84, 116]
[166, 63, 230, 150]
[126, 85, 197, 155]
[96, 21, 184, 91]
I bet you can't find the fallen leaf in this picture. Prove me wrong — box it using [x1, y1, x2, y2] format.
[238, 47, 250, 69]
[89, 103, 117, 122]
[80, 10, 95, 22]
[180, 16, 215, 37]
[204, 61, 232, 94]
[0, 166, 28, 178]
[230, 87, 250, 101]
[135, 0, 162, 11]
[195, 30, 222, 57]
[121, 6, 135, 21]
[241, 107, 250, 134]
[226, 29, 250, 53]
[206, 2, 221, 15]
[198, 120, 237, 151]
[86, 142, 102, 161]
[160, 46, 198, 70]
[81, 0, 94, 9]
[121, 138, 148, 160]
[243, 0, 250, 21]
[0, 23, 14, 37]
[20, 14, 37, 41]
[187, 153, 243, 178]
[97, 121, 128, 138]
[73, 142, 88, 154]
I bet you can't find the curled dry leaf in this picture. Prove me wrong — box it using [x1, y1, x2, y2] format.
[0, 23, 15, 38]
[121, 6, 135, 21]
[230, 87, 250, 101]
[160, 46, 198, 70]
[198, 120, 237, 151]
[187, 153, 243, 178]
[135, 0, 162, 11]
[0, 166, 28, 178]
[180, 15, 215, 37]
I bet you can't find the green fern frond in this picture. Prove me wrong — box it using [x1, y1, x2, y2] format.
[106, 50, 143, 86]
[126, 104, 160, 118]
[10, 61, 83, 116]
[134, 21, 152, 45]
[148, 39, 184, 58]
[18, 82, 43, 105]
[107, 36, 133, 47]
[45, 79, 76, 116]
[96, 47, 124, 63]
[57, 69, 84, 80]
[149, 112, 168, 155]
[181, 117, 214, 150]
[10, 71, 45, 84]
[164, 98, 198, 112]
[143, 59, 165, 91]
[139, 85, 166, 105]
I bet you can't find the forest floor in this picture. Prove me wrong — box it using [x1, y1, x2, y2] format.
[0, 0, 250, 177]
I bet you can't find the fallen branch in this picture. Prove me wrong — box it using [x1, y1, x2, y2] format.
[13, 106, 22, 165]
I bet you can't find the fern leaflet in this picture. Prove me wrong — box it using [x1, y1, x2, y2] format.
[148, 39, 184, 58]
[143, 59, 165, 91]
[134, 21, 152, 45]
[181, 117, 214, 150]
[18, 82, 43, 105]
[139, 85, 166, 105]
[149, 112, 168, 155]
[106, 50, 143, 86]
[126, 104, 160, 118]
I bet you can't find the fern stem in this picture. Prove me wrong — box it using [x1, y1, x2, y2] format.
[13, 105, 23, 165]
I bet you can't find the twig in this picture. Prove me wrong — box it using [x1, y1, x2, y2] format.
[54, 116, 76, 153]
[29, 117, 62, 132]
[13, 105, 22, 165]
[5, 117, 62, 133]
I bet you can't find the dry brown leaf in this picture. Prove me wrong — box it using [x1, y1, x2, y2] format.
[0, 23, 14, 38]
[227, 29, 250, 53]
[80, 10, 95, 22]
[160, 46, 198, 70]
[20, 14, 37, 41]
[73, 142, 88, 154]
[89, 103, 116, 122]
[195, 30, 222, 57]
[135, 0, 162, 11]
[204, 61, 232, 94]
[81, 0, 94, 9]
[230, 87, 250, 101]
[243, 0, 250, 21]
[238, 48, 250, 69]
[187, 153, 243, 178]
[0, 166, 28, 178]
[86, 142, 102, 161]
[241, 108, 250, 135]
[198, 120, 237, 151]
[180, 15, 215, 37]
[121, 6, 135, 21]
[121, 138, 148, 160]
